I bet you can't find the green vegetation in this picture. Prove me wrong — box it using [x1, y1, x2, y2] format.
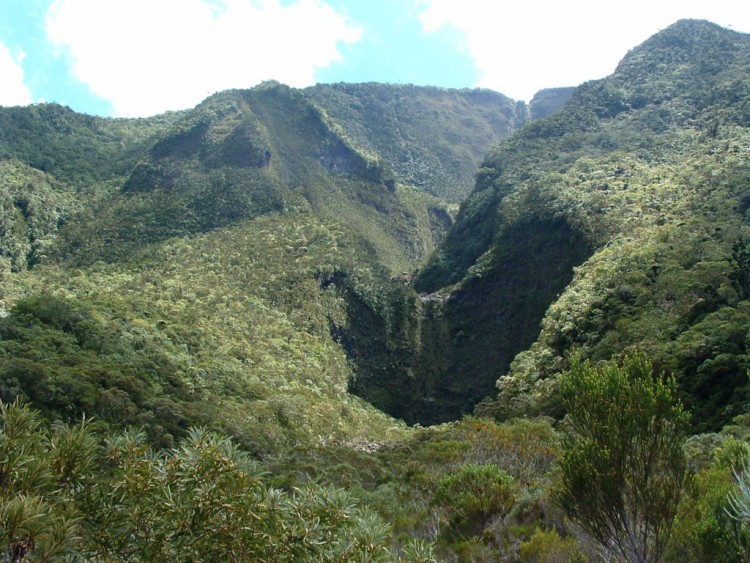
[671, 437, 750, 561]
[0, 102, 177, 186]
[557, 354, 688, 562]
[0, 161, 75, 272]
[433, 464, 516, 537]
[0, 400, 427, 561]
[3, 18, 750, 561]
[1, 212, 413, 455]
[306, 83, 526, 202]
[421, 20, 750, 431]
[45, 83, 459, 276]
[335, 415, 568, 561]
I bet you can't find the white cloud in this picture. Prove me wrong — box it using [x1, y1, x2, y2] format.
[46, 0, 361, 117]
[417, 0, 750, 101]
[0, 43, 33, 107]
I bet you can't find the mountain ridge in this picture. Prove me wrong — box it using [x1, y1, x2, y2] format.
[3, 19, 750, 561]
[4, 20, 750, 431]
[0, 79, 537, 452]
[408, 19, 750, 429]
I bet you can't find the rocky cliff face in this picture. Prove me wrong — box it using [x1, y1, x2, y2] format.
[529, 87, 576, 120]
[344, 215, 591, 424]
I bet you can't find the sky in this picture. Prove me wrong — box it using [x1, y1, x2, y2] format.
[0, 0, 748, 118]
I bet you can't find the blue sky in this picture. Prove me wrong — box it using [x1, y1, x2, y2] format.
[0, 0, 748, 117]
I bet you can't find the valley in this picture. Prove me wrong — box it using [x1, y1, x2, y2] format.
[2, 19, 750, 561]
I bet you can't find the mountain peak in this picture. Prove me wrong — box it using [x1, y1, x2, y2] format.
[615, 18, 748, 79]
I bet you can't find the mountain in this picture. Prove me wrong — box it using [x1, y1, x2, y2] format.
[402, 20, 750, 430]
[0, 80, 528, 452]
[56, 83, 430, 273]
[1, 82, 529, 273]
[4, 19, 750, 561]
[4, 21, 750, 433]
[4, 21, 750, 432]
[306, 83, 527, 202]
[528, 87, 576, 120]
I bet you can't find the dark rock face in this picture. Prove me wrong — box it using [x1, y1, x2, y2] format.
[343, 217, 592, 425]
[529, 87, 576, 120]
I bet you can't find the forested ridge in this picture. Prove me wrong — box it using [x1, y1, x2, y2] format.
[2, 19, 750, 561]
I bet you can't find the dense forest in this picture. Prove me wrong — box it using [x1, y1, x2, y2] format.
[2, 18, 750, 561]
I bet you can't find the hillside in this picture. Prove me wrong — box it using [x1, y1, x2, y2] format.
[306, 83, 527, 202]
[4, 19, 750, 562]
[0, 82, 541, 559]
[409, 19, 750, 431]
[4, 21, 750, 432]
[0, 80, 531, 450]
[55, 83, 438, 273]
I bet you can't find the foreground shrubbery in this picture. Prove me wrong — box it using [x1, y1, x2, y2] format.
[0, 400, 432, 561]
[4, 353, 750, 561]
[366, 354, 749, 561]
